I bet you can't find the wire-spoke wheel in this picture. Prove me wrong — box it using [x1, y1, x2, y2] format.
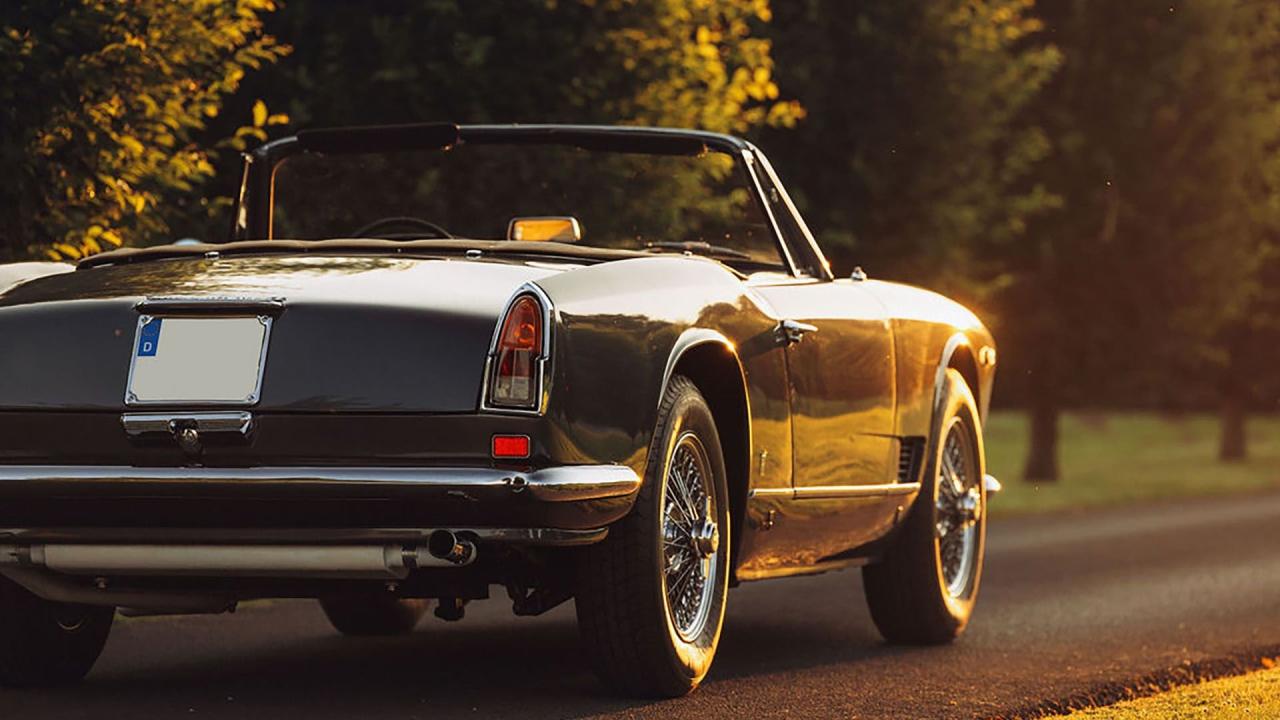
[863, 368, 987, 644]
[576, 375, 730, 698]
[936, 418, 981, 600]
[662, 432, 720, 643]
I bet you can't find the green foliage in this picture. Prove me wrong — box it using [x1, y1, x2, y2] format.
[202, 0, 802, 245]
[224, 0, 799, 131]
[760, 0, 1061, 299]
[984, 411, 1280, 516]
[578, 0, 803, 133]
[998, 0, 1280, 411]
[1210, 2, 1280, 413]
[0, 0, 286, 261]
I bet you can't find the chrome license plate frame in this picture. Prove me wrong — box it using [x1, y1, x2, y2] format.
[124, 314, 272, 407]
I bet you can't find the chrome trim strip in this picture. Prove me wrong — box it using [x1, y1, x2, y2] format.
[479, 281, 554, 416]
[749, 482, 922, 501]
[134, 296, 286, 315]
[0, 464, 641, 503]
[793, 483, 921, 500]
[740, 149, 802, 277]
[736, 557, 867, 582]
[121, 411, 254, 437]
[749, 148, 835, 281]
[746, 487, 792, 499]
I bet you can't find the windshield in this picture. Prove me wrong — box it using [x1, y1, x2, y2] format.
[269, 144, 787, 271]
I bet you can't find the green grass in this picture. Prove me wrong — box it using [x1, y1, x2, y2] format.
[984, 411, 1280, 516]
[1056, 665, 1280, 719]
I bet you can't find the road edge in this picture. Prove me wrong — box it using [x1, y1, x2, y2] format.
[995, 644, 1280, 719]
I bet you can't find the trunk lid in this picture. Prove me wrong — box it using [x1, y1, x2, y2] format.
[0, 253, 559, 413]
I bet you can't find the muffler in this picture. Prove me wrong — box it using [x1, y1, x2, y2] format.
[1, 539, 478, 580]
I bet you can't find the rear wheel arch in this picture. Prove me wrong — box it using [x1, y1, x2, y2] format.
[662, 332, 751, 581]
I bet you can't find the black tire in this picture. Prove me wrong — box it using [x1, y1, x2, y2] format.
[318, 596, 429, 636]
[863, 368, 987, 644]
[575, 375, 731, 698]
[0, 575, 114, 687]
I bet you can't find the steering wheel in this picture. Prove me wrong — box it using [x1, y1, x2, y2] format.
[351, 216, 453, 239]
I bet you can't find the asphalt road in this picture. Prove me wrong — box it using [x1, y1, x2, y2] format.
[3, 489, 1280, 719]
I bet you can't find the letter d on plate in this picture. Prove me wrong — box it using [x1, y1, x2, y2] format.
[137, 318, 162, 357]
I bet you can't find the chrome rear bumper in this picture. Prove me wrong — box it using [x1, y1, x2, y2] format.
[0, 463, 640, 502]
[0, 463, 643, 532]
[0, 463, 642, 612]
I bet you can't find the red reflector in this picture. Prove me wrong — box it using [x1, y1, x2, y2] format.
[492, 434, 531, 459]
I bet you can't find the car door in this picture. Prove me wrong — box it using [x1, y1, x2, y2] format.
[748, 277, 897, 493]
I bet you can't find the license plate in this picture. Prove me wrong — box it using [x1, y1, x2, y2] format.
[125, 315, 271, 406]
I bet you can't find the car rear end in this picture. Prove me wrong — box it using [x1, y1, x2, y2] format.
[0, 252, 640, 616]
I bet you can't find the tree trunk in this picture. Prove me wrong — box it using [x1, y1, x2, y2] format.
[1023, 332, 1061, 482]
[1218, 333, 1248, 462]
[1024, 392, 1060, 482]
[1219, 387, 1247, 462]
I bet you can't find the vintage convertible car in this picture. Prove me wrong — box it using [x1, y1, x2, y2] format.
[0, 123, 998, 696]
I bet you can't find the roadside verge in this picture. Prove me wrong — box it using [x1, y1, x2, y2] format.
[999, 646, 1280, 719]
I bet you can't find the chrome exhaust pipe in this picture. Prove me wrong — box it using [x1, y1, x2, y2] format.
[425, 530, 476, 566]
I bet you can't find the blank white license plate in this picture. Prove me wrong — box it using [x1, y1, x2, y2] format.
[126, 316, 271, 405]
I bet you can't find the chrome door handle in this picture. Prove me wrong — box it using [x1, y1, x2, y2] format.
[777, 319, 818, 346]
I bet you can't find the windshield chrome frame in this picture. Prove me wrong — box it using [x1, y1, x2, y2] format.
[231, 124, 830, 281]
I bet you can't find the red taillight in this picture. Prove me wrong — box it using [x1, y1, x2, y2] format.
[492, 434, 531, 459]
[489, 294, 543, 409]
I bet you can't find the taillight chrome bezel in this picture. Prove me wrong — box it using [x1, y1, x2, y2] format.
[481, 282, 553, 415]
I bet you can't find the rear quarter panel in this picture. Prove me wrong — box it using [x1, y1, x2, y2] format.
[534, 257, 787, 488]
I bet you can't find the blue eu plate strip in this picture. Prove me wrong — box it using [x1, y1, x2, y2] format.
[137, 318, 162, 357]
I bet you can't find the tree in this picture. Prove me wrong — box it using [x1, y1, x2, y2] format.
[217, 0, 799, 133]
[0, 0, 286, 261]
[1007, 0, 1277, 480]
[758, 0, 1062, 299]
[1210, 2, 1280, 460]
[180, 0, 804, 244]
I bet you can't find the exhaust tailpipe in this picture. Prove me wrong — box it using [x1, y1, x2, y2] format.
[426, 530, 476, 566]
